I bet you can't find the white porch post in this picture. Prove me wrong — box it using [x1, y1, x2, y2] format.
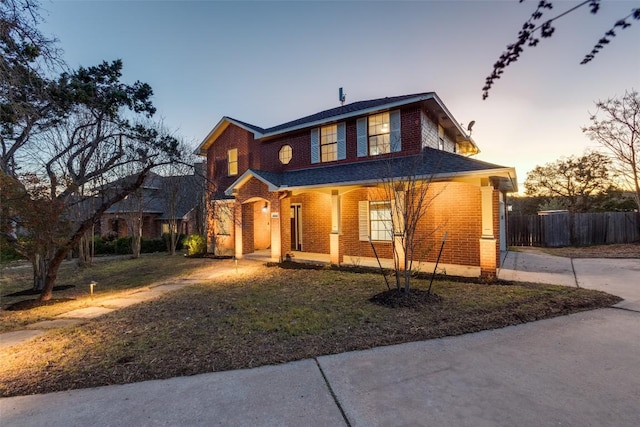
[270, 200, 282, 262]
[234, 203, 243, 259]
[329, 191, 342, 264]
[479, 185, 497, 279]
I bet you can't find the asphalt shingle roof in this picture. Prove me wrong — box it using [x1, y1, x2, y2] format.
[243, 147, 508, 191]
[228, 93, 433, 136]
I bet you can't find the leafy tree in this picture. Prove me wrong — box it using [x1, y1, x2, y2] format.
[2, 60, 180, 300]
[583, 89, 640, 208]
[524, 152, 614, 212]
[1, 0, 64, 174]
[483, 0, 640, 99]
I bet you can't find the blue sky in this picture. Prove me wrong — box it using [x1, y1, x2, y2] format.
[39, 0, 640, 189]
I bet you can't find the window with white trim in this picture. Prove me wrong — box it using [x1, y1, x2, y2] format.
[320, 124, 338, 162]
[369, 201, 393, 241]
[227, 148, 238, 176]
[368, 112, 390, 156]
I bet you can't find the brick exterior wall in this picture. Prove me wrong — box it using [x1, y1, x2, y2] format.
[206, 125, 258, 195]
[338, 183, 483, 266]
[289, 193, 332, 254]
[203, 106, 504, 272]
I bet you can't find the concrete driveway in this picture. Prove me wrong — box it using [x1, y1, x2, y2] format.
[499, 248, 640, 312]
[1, 250, 639, 426]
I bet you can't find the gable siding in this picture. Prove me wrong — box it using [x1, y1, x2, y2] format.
[420, 110, 455, 153]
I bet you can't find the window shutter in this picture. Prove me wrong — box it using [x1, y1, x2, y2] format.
[357, 117, 367, 157]
[358, 201, 369, 241]
[390, 109, 401, 152]
[310, 128, 320, 164]
[337, 122, 346, 160]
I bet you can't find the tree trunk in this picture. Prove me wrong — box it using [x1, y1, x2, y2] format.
[131, 225, 141, 258]
[38, 249, 67, 301]
[32, 254, 47, 291]
[169, 220, 178, 255]
[77, 230, 93, 267]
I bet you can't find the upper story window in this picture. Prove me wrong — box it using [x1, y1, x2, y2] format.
[279, 145, 292, 164]
[228, 148, 238, 176]
[368, 112, 390, 156]
[438, 124, 445, 151]
[320, 124, 338, 162]
[357, 110, 400, 158]
[311, 123, 346, 164]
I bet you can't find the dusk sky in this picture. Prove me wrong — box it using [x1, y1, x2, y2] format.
[39, 0, 640, 190]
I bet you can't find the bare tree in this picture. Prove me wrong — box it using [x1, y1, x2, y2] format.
[375, 150, 446, 295]
[158, 150, 196, 256]
[583, 89, 640, 207]
[483, 1, 640, 99]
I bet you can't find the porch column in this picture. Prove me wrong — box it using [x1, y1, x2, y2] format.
[329, 191, 342, 264]
[479, 185, 497, 279]
[234, 202, 243, 259]
[270, 199, 282, 262]
[394, 234, 406, 270]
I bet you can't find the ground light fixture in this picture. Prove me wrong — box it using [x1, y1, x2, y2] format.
[89, 281, 97, 297]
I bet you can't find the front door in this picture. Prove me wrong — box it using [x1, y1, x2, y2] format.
[290, 204, 302, 251]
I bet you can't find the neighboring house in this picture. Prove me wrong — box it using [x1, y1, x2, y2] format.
[195, 92, 517, 278]
[100, 169, 205, 239]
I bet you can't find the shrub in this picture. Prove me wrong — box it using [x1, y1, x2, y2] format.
[141, 238, 166, 253]
[162, 233, 186, 252]
[0, 245, 24, 262]
[114, 236, 133, 255]
[92, 237, 114, 255]
[183, 234, 206, 256]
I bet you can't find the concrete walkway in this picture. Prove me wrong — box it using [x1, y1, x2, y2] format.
[0, 259, 262, 351]
[1, 251, 639, 426]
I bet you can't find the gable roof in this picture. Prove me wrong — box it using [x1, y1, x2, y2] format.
[225, 147, 517, 195]
[195, 92, 478, 155]
[105, 174, 203, 219]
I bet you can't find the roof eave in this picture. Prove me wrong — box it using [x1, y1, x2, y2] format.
[224, 169, 279, 196]
[258, 93, 437, 140]
[228, 166, 518, 194]
[194, 117, 264, 156]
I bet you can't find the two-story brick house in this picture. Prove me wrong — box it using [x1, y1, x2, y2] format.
[196, 92, 517, 278]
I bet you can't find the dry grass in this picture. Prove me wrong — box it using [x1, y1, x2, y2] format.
[514, 243, 640, 259]
[0, 254, 212, 332]
[0, 263, 620, 397]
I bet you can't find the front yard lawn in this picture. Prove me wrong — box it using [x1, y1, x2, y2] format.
[0, 261, 620, 397]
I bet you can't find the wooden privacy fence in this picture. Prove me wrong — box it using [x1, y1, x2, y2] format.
[508, 212, 640, 247]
